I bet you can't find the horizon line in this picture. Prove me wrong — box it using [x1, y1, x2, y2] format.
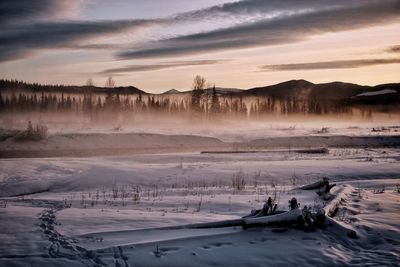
[1, 78, 399, 95]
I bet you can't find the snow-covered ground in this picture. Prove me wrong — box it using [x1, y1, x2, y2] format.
[1, 128, 400, 158]
[0, 130, 399, 266]
[356, 89, 397, 97]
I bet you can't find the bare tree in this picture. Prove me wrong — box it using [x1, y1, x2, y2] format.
[105, 76, 116, 88]
[192, 75, 206, 90]
[86, 78, 94, 86]
[191, 75, 206, 113]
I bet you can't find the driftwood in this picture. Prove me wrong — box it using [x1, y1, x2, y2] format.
[243, 209, 303, 227]
[300, 180, 325, 190]
[301, 177, 336, 194]
[242, 209, 284, 219]
[242, 207, 326, 231]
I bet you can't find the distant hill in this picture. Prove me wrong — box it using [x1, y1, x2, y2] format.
[242, 79, 371, 100]
[349, 83, 400, 105]
[243, 79, 315, 98]
[162, 89, 181, 94]
[212, 87, 244, 95]
[1, 79, 399, 105]
[240, 79, 400, 104]
[0, 79, 146, 95]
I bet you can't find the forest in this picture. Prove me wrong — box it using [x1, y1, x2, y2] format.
[0, 76, 396, 123]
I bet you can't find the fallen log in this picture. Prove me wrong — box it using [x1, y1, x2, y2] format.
[300, 181, 325, 190]
[242, 209, 303, 229]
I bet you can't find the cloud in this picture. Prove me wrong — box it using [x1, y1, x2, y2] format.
[174, 0, 362, 21]
[0, 0, 168, 62]
[0, 19, 163, 62]
[73, 44, 121, 50]
[0, 0, 83, 25]
[119, 0, 400, 59]
[99, 60, 226, 75]
[1, 0, 400, 63]
[259, 58, 400, 71]
[386, 45, 400, 53]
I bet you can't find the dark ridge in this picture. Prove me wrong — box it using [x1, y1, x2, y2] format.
[0, 79, 146, 95]
[243, 79, 315, 98]
[1, 79, 399, 105]
[162, 89, 181, 94]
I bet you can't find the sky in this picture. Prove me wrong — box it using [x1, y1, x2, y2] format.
[0, 0, 399, 93]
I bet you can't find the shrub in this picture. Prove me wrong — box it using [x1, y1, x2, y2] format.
[372, 185, 385, 194]
[0, 200, 7, 208]
[317, 127, 329, 134]
[232, 171, 246, 191]
[15, 121, 48, 141]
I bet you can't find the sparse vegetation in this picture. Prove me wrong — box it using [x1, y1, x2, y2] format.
[337, 208, 349, 223]
[15, 121, 48, 141]
[291, 172, 298, 186]
[357, 188, 363, 199]
[232, 171, 246, 191]
[112, 181, 119, 199]
[253, 171, 260, 188]
[0, 200, 7, 208]
[373, 185, 385, 194]
[196, 194, 203, 212]
[132, 185, 141, 204]
[153, 244, 162, 258]
[317, 127, 329, 134]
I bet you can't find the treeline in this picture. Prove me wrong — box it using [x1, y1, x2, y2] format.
[0, 78, 144, 95]
[0, 90, 248, 118]
[0, 76, 376, 121]
[0, 88, 354, 120]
